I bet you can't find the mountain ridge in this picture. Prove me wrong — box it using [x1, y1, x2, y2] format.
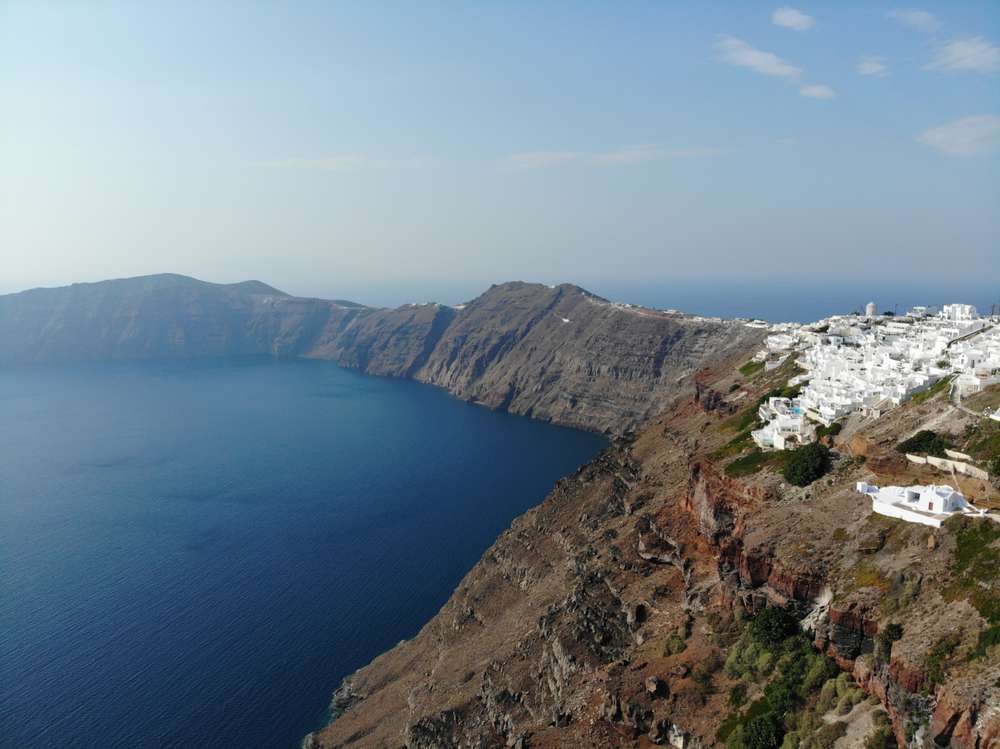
[0, 274, 763, 433]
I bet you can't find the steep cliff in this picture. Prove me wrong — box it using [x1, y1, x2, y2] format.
[306, 354, 1000, 749]
[0, 275, 761, 433]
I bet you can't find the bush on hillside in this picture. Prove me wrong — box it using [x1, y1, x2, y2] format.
[783, 443, 831, 486]
[896, 429, 950, 457]
[743, 713, 783, 749]
[816, 422, 842, 439]
[876, 622, 903, 661]
[750, 606, 799, 648]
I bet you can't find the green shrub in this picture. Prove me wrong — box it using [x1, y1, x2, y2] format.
[896, 429, 950, 457]
[816, 679, 838, 713]
[783, 443, 831, 486]
[720, 619, 838, 749]
[835, 693, 854, 715]
[743, 713, 783, 749]
[816, 422, 843, 439]
[801, 655, 834, 696]
[834, 672, 853, 698]
[740, 360, 765, 377]
[730, 683, 748, 709]
[876, 622, 903, 661]
[755, 651, 775, 676]
[750, 607, 799, 648]
[724, 642, 746, 677]
[663, 631, 688, 656]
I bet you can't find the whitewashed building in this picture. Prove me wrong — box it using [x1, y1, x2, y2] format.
[942, 304, 978, 323]
[742, 302, 998, 427]
[790, 304, 999, 425]
[752, 397, 817, 450]
[856, 482, 986, 528]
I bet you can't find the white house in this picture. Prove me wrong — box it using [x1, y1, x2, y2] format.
[752, 397, 817, 450]
[856, 482, 986, 528]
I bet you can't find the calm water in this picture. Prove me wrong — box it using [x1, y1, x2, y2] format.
[0, 359, 606, 749]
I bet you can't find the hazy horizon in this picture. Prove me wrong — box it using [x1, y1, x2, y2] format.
[2, 1, 998, 299]
[3, 270, 998, 325]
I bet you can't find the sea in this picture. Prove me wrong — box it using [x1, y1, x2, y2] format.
[0, 358, 606, 748]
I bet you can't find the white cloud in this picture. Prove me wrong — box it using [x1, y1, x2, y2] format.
[590, 144, 669, 166]
[502, 151, 581, 170]
[856, 55, 889, 77]
[772, 7, 814, 31]
[253, 155, 427, 171]
[915, 115, 1000, 156]
[714, 35, 802, 79]
[799, 84, 837, 99]
[886, 9, 940, 33]
[501, 145, 722, 171]
[926, 37, 1000, 74]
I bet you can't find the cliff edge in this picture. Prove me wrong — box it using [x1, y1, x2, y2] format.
[305, 353, 1000, 748]
[0, 275, 761, 433]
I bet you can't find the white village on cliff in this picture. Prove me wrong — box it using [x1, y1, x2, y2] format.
[743, 303, 1000, 527]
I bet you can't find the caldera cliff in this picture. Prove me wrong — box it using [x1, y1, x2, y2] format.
[0, 274, 760, 433]
[304, 352, 1000, 748]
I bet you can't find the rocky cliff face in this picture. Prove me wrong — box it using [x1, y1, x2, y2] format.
[305, 354, 1000, 749]
[0, 275, 761, 433]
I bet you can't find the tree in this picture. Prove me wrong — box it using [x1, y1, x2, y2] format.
[743, 713, 783, 749]
[782, 443, 831, 487]
[750, 606, 799, 648]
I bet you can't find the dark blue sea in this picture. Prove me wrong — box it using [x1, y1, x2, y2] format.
[0, 358, 606, 749]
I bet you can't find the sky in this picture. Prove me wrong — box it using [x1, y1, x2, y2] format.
[1, 1, 998, 306]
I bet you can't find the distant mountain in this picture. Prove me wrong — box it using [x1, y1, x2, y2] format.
[0, 274, 762, 432]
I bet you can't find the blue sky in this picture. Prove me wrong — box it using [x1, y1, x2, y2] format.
[1, 1, 998, 303]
